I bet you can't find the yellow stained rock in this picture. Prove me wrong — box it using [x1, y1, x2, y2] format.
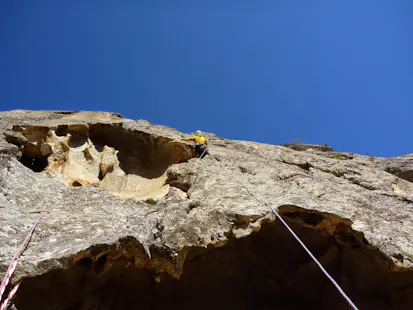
[392, 183, 407, 195]
[34, 129, 171, 200]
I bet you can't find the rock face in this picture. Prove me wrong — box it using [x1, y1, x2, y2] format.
[0, 110, 413, 310]
[10, 123, 190, 200]
[374, 155, 413, 183]
[284, 142, 334, 152]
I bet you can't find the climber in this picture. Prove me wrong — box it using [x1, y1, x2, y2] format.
[182, 130, 209, 158]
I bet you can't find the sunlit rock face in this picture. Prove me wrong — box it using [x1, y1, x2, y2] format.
[12, 123, 192, 200]
[0, 110, 413, 310]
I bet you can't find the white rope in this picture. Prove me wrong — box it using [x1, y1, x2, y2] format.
[196, 145, 209, 161]
[204, 150, 359, 310]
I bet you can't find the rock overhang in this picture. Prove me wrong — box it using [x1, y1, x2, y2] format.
[8, 121, 194, 201]
[0, 110, 413, 309]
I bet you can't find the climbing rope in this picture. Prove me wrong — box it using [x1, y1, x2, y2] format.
[0, 283, 20, 310]
[0, 215, 43, 310]
[0, 144, 358, 309]
[203, 149, 359, 310]
[0, 145, 207, 308]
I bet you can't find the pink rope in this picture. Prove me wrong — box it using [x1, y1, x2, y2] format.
[0, 215, 43, 306]
[0, 283, 20, 310]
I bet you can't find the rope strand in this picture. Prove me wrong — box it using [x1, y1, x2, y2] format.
[206, 151, 359, 310]
[0, 215, 43, 307]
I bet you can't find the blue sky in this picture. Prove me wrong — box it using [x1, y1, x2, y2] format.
[1, 1, 412, 157]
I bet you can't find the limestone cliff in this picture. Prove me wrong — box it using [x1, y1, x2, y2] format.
[0, 110, 412, 309]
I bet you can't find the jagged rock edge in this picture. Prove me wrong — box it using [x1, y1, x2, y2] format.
[14, 204, 407, 288]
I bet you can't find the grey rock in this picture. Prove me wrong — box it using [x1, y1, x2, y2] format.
[283, 143, 334, 152]
[0, 110, 412, 309]
[3, 131, 28, 146]
[375, 154, 413, 183]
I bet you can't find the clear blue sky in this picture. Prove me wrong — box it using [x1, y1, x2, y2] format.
[1, 1, 412, 157]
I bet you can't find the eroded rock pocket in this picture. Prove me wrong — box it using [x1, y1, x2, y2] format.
[11, 123, 193, 200]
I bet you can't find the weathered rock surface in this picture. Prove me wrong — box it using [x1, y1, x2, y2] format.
[374, 154, 413, 183]
[284, 142, 334, 152]
[0, 110, 412, 309]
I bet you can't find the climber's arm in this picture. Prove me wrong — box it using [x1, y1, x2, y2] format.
[182, 136, 196, 142]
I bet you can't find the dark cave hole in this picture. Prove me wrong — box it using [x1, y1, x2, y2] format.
[94, 255, 107, 274]
[297, 162, 311, 171]
[19, 153, 49, 173]
[56, 125, 89, 148]
[12, 123, 194, 180]
[299, 212, 324, 226]
[54, 111, 79, 115]
[72, 181, 83, 187]
[88, 123, 192, 179]
[281, 211, 324, 226]
[77, 258, 93, 269]
[14, 219, 412, 310]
